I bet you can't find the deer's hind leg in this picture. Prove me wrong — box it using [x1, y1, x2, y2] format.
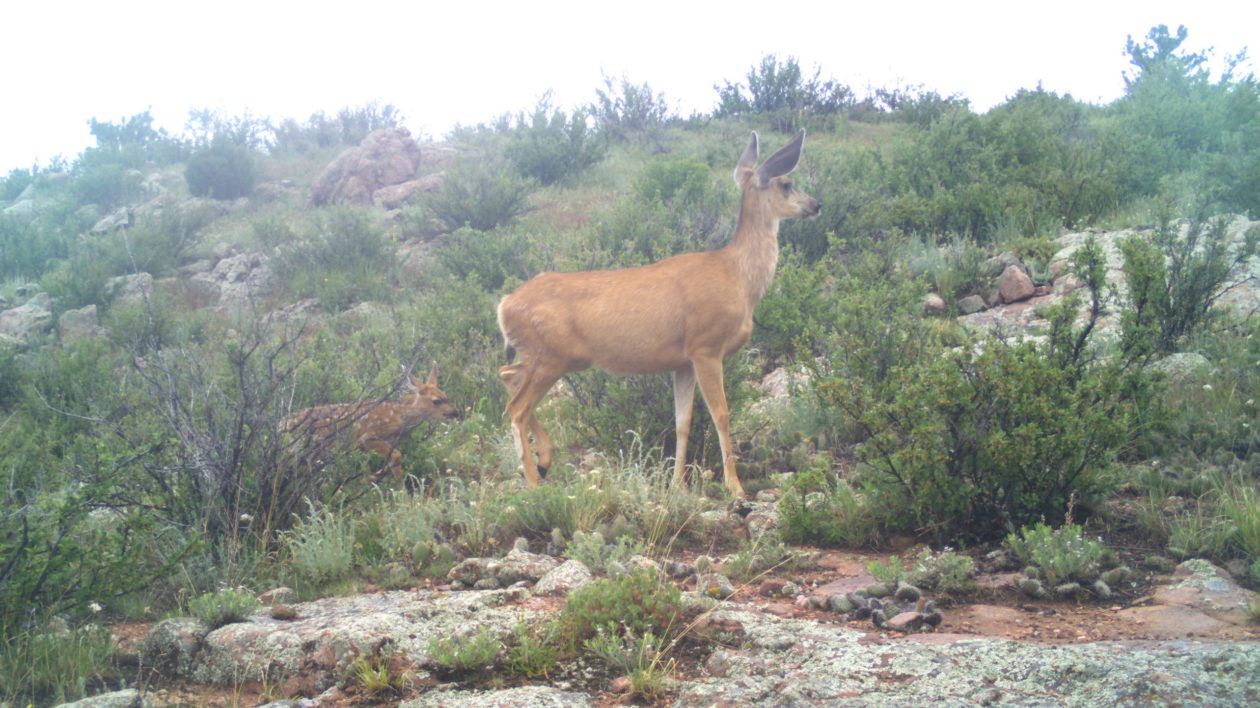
[500, 362, 561, 486]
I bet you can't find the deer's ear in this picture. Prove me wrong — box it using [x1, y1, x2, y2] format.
[405, 373, 421, 392]
[426, 362, 439, 387]
[734, 131, 759, 185]
[756, 130, 805, 186]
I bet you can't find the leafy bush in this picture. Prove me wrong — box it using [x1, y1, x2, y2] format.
[271, 206, 393, 311]
[435, 226, 532, 290]
[423, 157, 536, 231]
[715, 54, 854, 131]
[777, 458, 880, 548]
[591, 74, 673, 144]
[426, 627, 501, 677]
[187, 588, 260, 628]
[583, 630, 671, 701]
[0, 622, 118, 707]
[559, 568, 686, 647]
[283, 503, 357, 588]
[505, 622, 560, 679]
[723, 532, 800, 583]
[1119, 214, 1258, 361]
[567, 529, 644, 575]
[270, 102, 402, 154]
[1, 166, 35, 202]
[185, 136, 258, 199]
[1006, 523, 1108, 586]
[823, 242, 1156, 542]
[868, 548, 975, 593]
[505, 101, 605, 185]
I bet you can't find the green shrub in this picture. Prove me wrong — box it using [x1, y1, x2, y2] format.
[1006, 523, 1108, 586]
[505, 102, 605, 185]
[71, 160, 143, 209]
[822, 241, 1156, 542]
[185, 136, 258, 199]
[777, 459, 880, 548]
[1119, 214, 1258, 361]
[567, 529, 644, 575]
[559, 568, 685, 647]
[271, 206, 393, 311]
[868, 548, 975, 593]
[0, 213, 74, 281]
[723, 532, 800, 583]
[1, 166, 35, 202]
[591, 74, 673, 144]
[715, 54, 854, 131]
[0, 622, 118, 707]
[435, 225, 532, 290]
[426, 627, 501, 677]
[187, 588, 260, 628]
[505, 621, 560, 679]
[423, 157, 536, 231]
[583, 630, 671, 701]
[282, 503, 357, 588]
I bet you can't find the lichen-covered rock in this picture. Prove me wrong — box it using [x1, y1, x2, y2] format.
[142, 617, 211, 675]
[167, 588, 535, 692]
[697, 572, 735, 600]
[533, 559, 592, 596]
[54, 688, 151, 708]
[0, 291, 53, 344]
[399, 684, 593, 707]
[673, 609, 1260, 706]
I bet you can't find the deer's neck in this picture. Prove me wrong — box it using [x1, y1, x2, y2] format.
[727, 196, 781, 305]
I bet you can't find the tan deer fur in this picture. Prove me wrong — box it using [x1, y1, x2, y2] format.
[497, 131, 820, 496]
[281, 364, 457, 481]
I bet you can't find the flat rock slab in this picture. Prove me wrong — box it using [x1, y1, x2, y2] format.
[146, 588, 537, 694]
[676, 609, 1260, 707]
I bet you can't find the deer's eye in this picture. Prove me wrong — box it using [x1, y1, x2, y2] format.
[780, 181, 792, 194]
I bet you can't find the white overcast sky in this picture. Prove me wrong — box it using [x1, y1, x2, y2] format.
[0, 0, 1255, 174]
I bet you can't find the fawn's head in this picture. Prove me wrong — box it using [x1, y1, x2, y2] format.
[402, 363, 459, 421]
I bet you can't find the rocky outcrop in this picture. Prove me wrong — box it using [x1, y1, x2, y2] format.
[955, 216, 1260, 340]
[0, 292, 53, 345]
[188, 250, 276, 310]
[142, 588, 535, 696]
[676, 609, 1260, 706]
[310, 127, 426, 207]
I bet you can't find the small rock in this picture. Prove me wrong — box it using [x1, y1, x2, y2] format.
[666, 561, 695, 579]
[610, 676, 632, 693]
[759, 578, 789, 597]
[958, 294, 987, 314]
[534, 559, 593, 596]
[886, 611, 925, 632]
[270, 604, 298, 620]
[923, 292, 947, 314]
[998, 265, 1035, 303]
[696, 572, 736, 600]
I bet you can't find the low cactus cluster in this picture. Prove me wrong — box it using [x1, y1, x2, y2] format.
[1006, 523, 1133, 599]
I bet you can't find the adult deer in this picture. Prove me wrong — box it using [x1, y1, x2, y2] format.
[281, 364, 458, 481]
[497, 131, 820, 497]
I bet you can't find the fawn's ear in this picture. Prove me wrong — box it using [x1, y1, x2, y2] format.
[405, 372, 421, 392]
[426, 362, 439, 387]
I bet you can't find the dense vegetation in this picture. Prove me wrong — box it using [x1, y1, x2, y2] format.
[1, 25, 1258, 704]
